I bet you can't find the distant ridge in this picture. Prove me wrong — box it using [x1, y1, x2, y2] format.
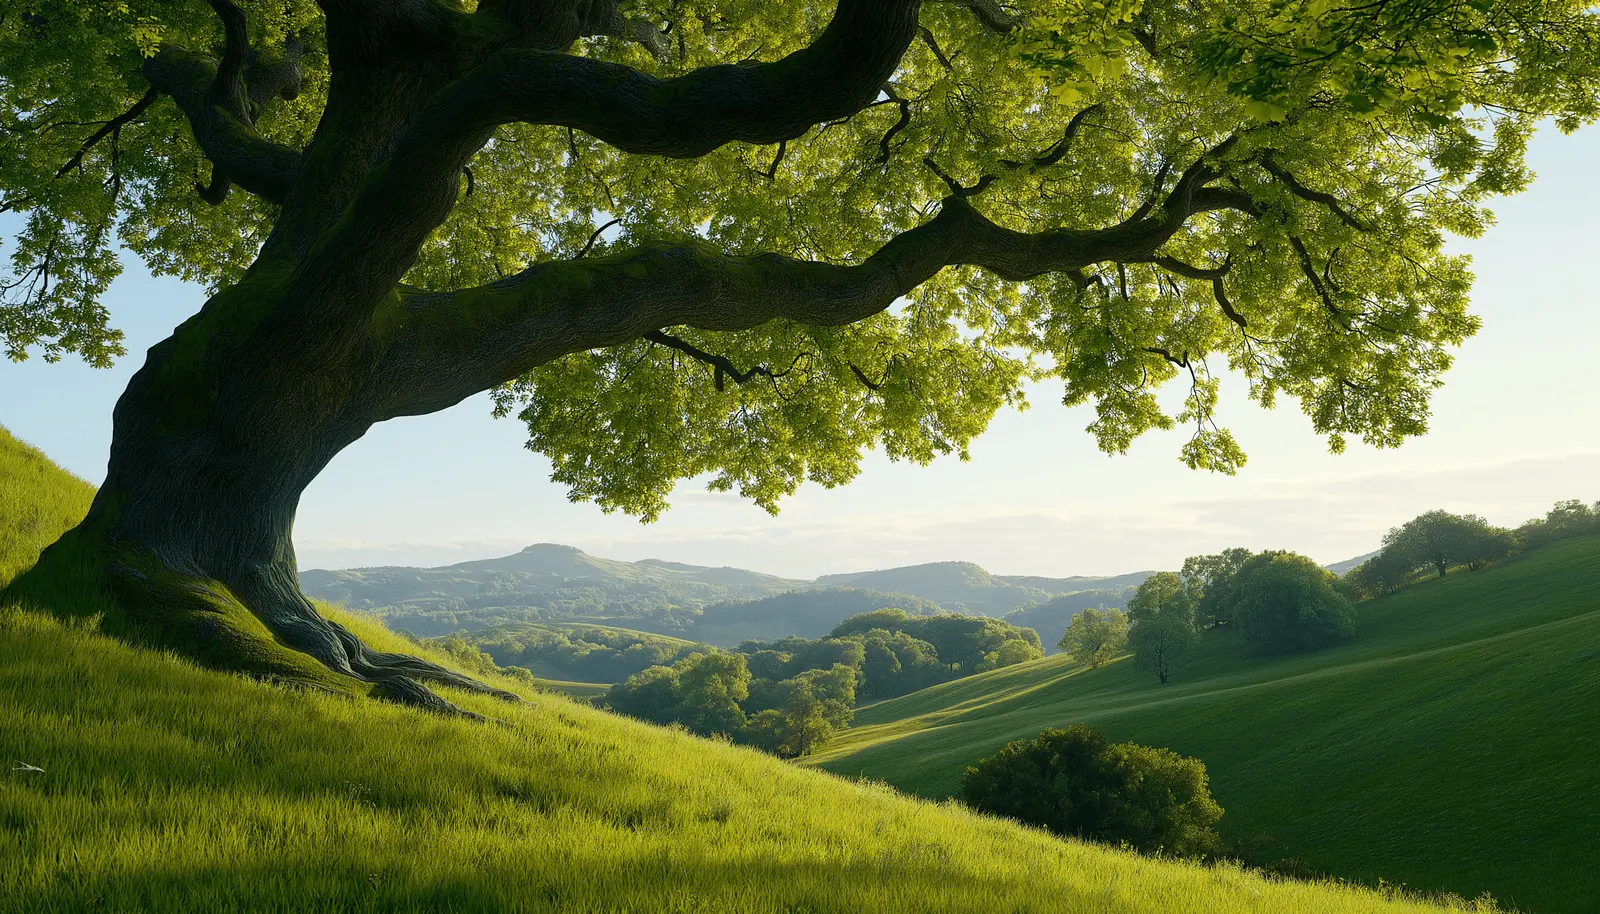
[300, 544, 1152, 642]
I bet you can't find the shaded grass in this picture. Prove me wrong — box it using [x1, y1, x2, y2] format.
[811, 538, 1600, 914]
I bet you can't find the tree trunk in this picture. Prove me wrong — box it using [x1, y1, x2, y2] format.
[9, 272, 516, 714]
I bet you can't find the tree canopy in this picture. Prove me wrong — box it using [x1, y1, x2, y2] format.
[6, 0, 1600, 708]
[1125, 571, 1199, 683]
[1232, 552, 1355, 653]
[8, 0, 1600, 515]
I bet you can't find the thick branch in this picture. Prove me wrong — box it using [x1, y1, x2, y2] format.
[441, 0, 922, 159]
[285, 0, 923, 336]
[938, 0, 1021, 32]
[373, 141, 1254, 416]
[144, 52, 301, 205]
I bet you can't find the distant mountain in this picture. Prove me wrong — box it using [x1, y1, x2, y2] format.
[810, 561, 1048, 615]
[300, 544, 1151, 642]
[300, 543, 806, 637]
[689, 588, 946, 645]
[1325, 550, 1381, 576]
[995, 571, 1153, 593]
[1004, 588, 1141, 653]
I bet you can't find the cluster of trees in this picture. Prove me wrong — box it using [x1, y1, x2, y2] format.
[605, 648, 857, 758]
[606, 609, 1043, 756]
[1349, 499, 1600, 597]
[450, 625, 713, 683]
[1060, 550, 1355, 684]
[962, 725, 1222, 858]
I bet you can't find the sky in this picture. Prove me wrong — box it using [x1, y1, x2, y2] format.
[3, 126, 1597, 580]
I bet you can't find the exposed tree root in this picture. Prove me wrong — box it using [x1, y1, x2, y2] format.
[8, 532, 519, 718]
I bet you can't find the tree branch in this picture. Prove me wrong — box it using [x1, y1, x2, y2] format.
[372, 138, 1256, 416]
[937, 0, 1020, 32]
[53, 87, 161, 179]
[1259, 152, 1370, 231]
[141, 2, 306, 206]
[284, 0, 924, 336]
[645, 330, 796, 391]
[143, 51, 302, 206]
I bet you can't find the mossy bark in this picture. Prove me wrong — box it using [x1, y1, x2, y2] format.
[11, 273, 516, 715]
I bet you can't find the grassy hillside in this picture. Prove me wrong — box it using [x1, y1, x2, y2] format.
[0, 425, 1493, 913]
[812, 539, 1600, 914]
[0, 427, 94, 586]
[688, 586, 946, 645]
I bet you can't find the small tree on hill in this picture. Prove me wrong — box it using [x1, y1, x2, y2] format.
[1233, 554, 1355, 654]
[1344, 547, 1420, 599]
[1058, 607, 1129, 669]
[1383, 510, 1507, 578]
[1129, 608, 1200, 685]
[962, 724, 1222, 857]
[978, 639, 1045, 672]
[1126, 572, 1200, 684]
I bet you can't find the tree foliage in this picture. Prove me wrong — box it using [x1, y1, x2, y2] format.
[962, 724, 1223, 857]
[1515, 498, 1600, 551]
[1232, 553, 1355, 654]
[1383, 509, 1512, 578]
[1125, 571, 1199, 683]
[7, 0, 1599, 513]
[1057, 606, 1129, 668]
[8, 0, 1600, 708]
[1181, 547, 1254, 625]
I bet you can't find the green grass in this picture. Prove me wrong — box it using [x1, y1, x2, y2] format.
[0, 424, 1516, 912]
[0, 427, 94, 587]
[810, 540, 1600, 914]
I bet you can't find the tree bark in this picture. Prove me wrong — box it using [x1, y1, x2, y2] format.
[15, 270, 517, 714]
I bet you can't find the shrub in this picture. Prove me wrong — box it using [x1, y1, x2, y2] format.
[962, 725, 1222, 857]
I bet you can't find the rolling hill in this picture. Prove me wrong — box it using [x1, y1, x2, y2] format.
[300, 546, 1152, 644]
[811, 537, 1600, 914]
[0, 424, 1491, 913]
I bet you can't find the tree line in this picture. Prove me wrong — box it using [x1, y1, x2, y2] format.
[1347, 499, 1600, 597]
[1060, 497, 1598, 686]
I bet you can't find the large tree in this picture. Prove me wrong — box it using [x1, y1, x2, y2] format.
[3, 0, 1596, 710]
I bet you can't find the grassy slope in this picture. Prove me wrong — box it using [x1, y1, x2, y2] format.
[0, 425, 1501, 913]
[0, 427, 95, 586]
[811, 540, 1600, 914]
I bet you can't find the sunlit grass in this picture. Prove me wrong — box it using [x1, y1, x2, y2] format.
[812, 538, 1600, 914]
[0, 423, 1513, 912]
[0, 605, 1504, 914]
[0, 427, 94, 588]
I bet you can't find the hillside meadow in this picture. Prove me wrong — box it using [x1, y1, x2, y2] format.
[812, 537, 1600, 914]
[0, 423, 1515, 912]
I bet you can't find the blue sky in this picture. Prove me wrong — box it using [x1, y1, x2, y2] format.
[3, 125, 1596, 579]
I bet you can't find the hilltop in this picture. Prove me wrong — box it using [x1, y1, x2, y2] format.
[811, 537, 1600, 914]
[0, 424, 1494, 913]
